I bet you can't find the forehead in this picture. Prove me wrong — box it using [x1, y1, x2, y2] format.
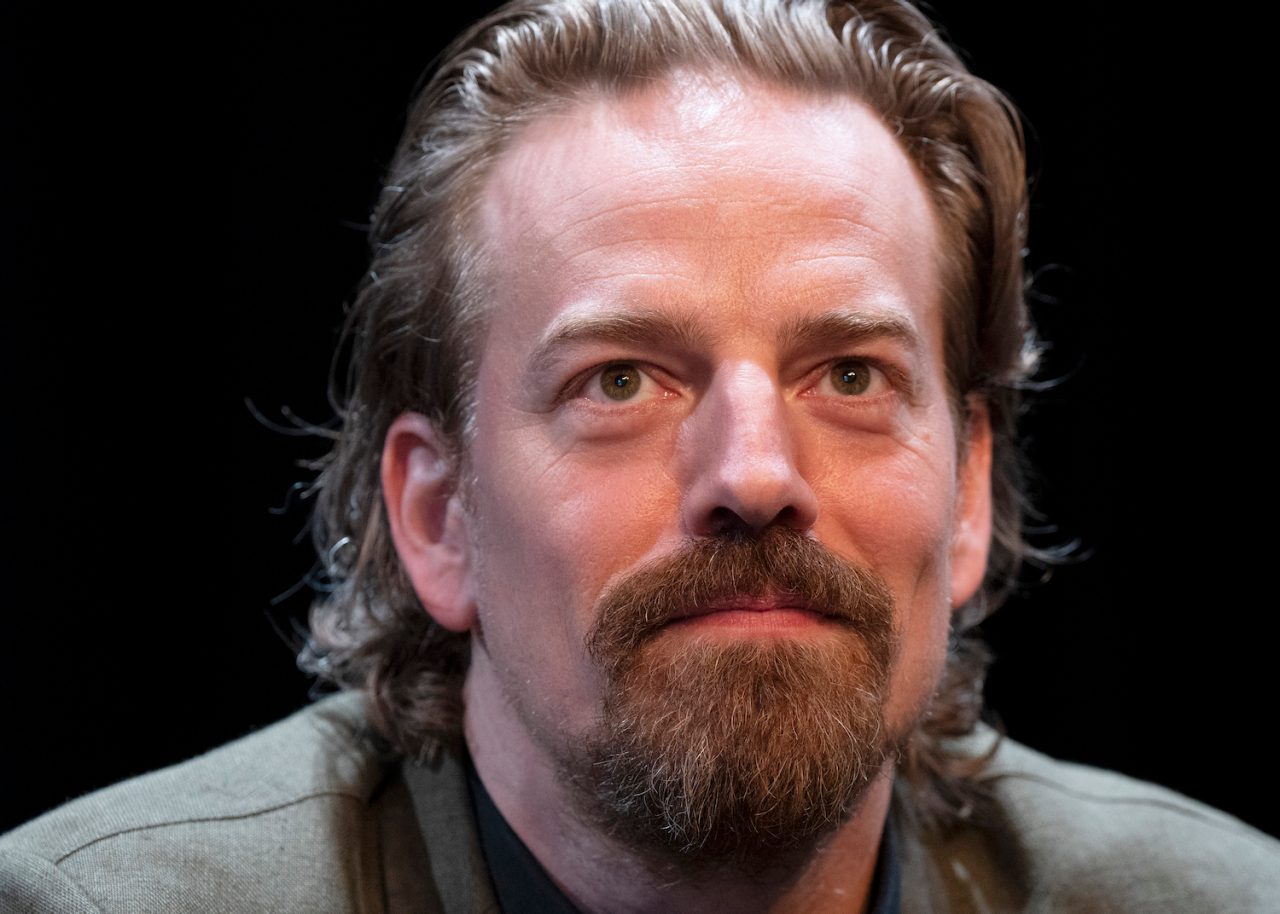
[475, 70, 941, 356]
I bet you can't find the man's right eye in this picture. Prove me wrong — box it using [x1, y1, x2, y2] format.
[582, 362, 662, 404]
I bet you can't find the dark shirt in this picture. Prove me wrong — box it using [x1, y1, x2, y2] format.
[466, 758, 901, 914]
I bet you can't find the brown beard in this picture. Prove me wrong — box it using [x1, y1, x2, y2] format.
[563, 526, 899, 874]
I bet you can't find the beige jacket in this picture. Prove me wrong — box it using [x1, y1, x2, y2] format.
[2, 692, 1276, 913]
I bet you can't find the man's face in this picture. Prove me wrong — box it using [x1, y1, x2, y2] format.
[389, 70, 991, 864]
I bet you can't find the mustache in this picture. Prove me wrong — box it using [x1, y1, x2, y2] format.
[586, 525, 895, 671]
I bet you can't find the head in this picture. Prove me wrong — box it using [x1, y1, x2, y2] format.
[303, 0, 1038, 849]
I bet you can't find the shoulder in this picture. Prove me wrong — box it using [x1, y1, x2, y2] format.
[926, 728, 1280, 914]
[0, 691, 407, 914]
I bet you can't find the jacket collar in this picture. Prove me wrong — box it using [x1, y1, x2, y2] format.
[403, 749, 502, 914]
[402, 748, 999, 914]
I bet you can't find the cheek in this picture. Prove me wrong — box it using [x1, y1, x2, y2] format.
[811, 432, 957, 717]
[464, 404, 681, 655]
[463, 410, 687, 739]
[815, 431, 958, 585]
[832, 476, 954, 662]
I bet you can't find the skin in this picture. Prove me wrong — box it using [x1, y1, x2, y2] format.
[382, 70, 993, 914]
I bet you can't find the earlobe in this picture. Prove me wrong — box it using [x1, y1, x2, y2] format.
[381, 412, 477, 633]
[950, 397, 994, 610]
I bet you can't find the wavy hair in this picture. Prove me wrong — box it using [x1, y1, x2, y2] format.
[300, 0, 1042, 834]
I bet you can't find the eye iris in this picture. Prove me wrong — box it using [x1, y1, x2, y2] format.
[601, 365, 640, 400]
[832, 361, 871, 395]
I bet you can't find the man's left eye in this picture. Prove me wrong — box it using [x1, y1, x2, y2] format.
[820, 359, 887, 397]
[582, 362, 661, 404]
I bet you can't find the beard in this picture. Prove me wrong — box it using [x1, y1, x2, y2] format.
[557, 525, 900, 875]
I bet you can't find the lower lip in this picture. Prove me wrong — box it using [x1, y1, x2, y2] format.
[665, 608, 833, 632]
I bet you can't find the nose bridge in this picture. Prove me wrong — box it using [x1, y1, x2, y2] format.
[682, 359, 818, 536]
[716, 361, 790, 462]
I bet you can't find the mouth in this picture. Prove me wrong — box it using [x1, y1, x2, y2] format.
[665, 594, 840, 633]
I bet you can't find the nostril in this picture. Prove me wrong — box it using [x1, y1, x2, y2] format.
[772, 504, 802, 528]
[706, 506, 751, 538]
[705, 504, 804, 537]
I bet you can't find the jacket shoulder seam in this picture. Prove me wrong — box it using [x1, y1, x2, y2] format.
[53, 789, 366, 865]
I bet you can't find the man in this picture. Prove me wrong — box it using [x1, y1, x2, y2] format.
[2, 1, 1276, 912]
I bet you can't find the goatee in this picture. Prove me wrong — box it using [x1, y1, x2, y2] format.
[563, 525, 899, 874]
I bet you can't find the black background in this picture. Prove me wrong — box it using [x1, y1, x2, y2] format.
[5, 3, 1274, 840]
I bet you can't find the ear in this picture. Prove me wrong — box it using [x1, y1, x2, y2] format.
[381, 412, 477, 633]
[950, 396, 994, 610]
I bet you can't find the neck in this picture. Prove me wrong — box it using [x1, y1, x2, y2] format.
[464, 657, 895, 914]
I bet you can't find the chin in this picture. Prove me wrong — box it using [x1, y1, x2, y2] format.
[562, 631, 898, 874]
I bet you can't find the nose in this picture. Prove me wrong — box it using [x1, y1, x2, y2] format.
[680, 361, 819, 538]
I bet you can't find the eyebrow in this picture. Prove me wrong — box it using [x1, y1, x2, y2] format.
[776, 309, 923, 357]
[527, 308, 712, 376]
[526, 304, 923, 379]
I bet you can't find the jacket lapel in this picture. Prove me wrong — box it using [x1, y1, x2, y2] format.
[403, 751, 502, 914]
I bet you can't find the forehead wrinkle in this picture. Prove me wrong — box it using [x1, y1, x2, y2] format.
[554, 233, 886, 274]
[538, 160, 692, 215]
[542, 171, 912, 246]
[782, 253, 887, 269]
[546, 160, 886, 217]
[557, 239, 701, 271]
[527, 186, 920, 288]
[539, 201, 913, 287]
[545, 191, 704, 239]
